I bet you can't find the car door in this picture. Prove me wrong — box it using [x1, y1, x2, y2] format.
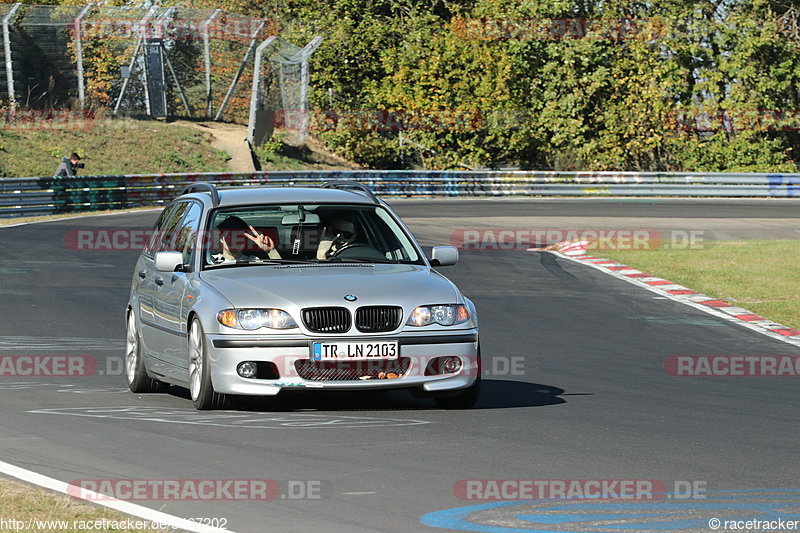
[137, 202, 181, 366]
[155, 200, 203, 374]
[141, 201, 191, 366]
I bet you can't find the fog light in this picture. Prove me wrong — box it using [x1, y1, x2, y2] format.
[441, 357, 462, 374]
[237, 361, 258, 378]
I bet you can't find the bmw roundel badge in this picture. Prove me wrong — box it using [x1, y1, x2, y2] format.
[344, 294, 358, 302]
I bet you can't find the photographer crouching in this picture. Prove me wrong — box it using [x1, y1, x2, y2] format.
[54, 152, 85, 177]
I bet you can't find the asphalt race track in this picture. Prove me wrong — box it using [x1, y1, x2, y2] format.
[1, 198, 799, 533]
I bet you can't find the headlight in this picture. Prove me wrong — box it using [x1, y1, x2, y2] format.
[217, 309, 298, 330]
[406, 305, 470, 327]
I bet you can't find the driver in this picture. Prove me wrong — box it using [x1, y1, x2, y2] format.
[317, 216, 357, 260]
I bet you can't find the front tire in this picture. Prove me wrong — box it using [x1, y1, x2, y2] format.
[433, 375, 481, 409]
[188, 318, 228, 410]
[125, 311, 168, 393]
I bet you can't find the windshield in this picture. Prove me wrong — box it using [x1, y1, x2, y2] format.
[202, 203, 423, 269]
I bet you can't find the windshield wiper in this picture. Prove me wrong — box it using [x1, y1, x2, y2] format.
[328, 257, 399, 264]
[205, 258, 319, 269]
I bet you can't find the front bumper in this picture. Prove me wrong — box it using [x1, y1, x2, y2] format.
[206, 330, 479, 396]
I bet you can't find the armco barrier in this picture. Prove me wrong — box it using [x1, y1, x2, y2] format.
[0, 170, 799, 217]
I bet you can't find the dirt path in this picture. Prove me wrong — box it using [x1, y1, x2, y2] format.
[176, 120, 255, 172]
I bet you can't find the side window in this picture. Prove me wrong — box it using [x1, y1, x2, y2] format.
[174, 202, 203, 263]
[155, 202, 191, 253]
[145, 204, 178, 255]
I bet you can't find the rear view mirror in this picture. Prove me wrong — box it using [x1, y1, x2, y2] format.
[429, 246, 458, 266]
[281, 213, 321, 225]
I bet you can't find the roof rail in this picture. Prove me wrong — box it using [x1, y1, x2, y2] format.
[180, 182, 220, 206]
[321, 181, 378, 203]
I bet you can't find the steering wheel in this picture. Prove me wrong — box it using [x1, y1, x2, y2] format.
[330, 243, 368, 257]
[330, 243, 385, 260]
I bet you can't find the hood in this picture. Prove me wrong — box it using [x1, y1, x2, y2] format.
[198, 263, 461, 310]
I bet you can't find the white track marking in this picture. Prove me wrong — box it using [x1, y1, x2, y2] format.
[0, 208, 161, 229]
[0, 458, 235, 533]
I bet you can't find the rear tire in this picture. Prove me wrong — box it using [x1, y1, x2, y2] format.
[125, 311, 168, 393]
[188, 318, 229, 410]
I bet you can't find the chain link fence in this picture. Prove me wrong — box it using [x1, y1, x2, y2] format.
[1, 3, 321, 145]
[248, 35, 321, 145]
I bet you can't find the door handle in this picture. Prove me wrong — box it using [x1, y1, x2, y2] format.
[138, 271, 146, 279]
[154, 277, 164, 286]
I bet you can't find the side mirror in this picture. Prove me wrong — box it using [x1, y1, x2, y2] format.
[154, 251, 185, 272]
[429, 246, 459, 267]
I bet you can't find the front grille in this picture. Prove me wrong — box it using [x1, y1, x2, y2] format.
[295, 358, 411, 381]
[302, 307, 351, 333]
[355, 306, 403, 333]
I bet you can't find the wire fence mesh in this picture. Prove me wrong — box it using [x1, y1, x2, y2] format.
[1, 3, 318, 142]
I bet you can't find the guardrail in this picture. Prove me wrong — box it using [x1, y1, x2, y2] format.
[1, 170, 799, 217]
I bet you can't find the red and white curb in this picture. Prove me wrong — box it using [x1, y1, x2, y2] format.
[539, 241, 800, 348]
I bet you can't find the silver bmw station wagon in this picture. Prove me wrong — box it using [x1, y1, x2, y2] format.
[126, 182, 480, 410]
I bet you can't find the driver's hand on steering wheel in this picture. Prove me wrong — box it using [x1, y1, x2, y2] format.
[317, 238, 335, 260]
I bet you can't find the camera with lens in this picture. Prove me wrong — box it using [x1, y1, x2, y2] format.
[74, 163, 85, 169]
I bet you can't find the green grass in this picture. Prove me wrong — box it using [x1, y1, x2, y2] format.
[252, 133, 359, 171]
[602, 240, 800, 330]
[0, 477, 168, 532]
[0, 117, 356, 177]
[0, 117, 230, 177]
[255, 149, 309, 170]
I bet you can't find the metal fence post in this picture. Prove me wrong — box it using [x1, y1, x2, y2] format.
[2, 3, 21, 111]
[74, 3, 93, 109]
[203, 8, 221, 118]
[298, 36, 321, 143]
[247, 36, 275, 145]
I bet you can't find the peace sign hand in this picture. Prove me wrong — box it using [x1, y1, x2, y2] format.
[244, 225, 276, 253]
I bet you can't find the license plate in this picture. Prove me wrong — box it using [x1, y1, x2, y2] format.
[312, 341, 399, 361]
